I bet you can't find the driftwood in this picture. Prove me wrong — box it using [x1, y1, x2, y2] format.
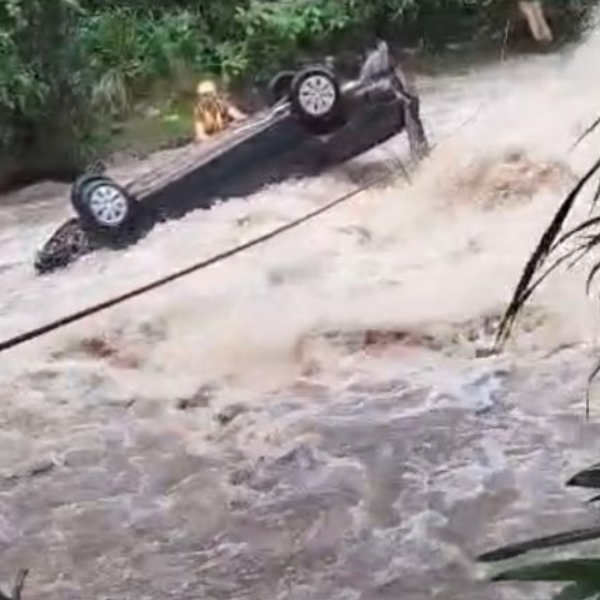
[0, 570, 29, 600]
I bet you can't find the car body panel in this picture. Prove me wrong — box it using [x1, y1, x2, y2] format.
[34, 48, 410, 273]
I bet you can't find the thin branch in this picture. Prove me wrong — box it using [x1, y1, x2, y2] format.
[478, 526, 600, 562]
[571, 114, 600, 152]
[496, 155, 600, 345]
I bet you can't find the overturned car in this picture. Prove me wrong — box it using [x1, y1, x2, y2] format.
[35, 42, 428, 274]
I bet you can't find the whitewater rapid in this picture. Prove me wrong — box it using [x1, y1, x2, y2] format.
[3, 19, 600, 600]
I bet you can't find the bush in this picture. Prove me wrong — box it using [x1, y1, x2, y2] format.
[0, 0, 592, 188]
[0, 0, 105, 187]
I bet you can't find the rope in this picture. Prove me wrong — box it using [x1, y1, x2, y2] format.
[0, 170, 402, 355]
[0, 42, 515, 356]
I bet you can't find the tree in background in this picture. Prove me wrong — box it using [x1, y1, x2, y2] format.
[0, 0, 100, 185]
[0, 0, 591, 189]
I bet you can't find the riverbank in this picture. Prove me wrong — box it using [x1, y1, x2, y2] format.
[0, 0, 592, 193]
[52, 34, 586, 177]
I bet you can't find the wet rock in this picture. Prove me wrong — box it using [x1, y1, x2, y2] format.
[215, 403, 248, 426]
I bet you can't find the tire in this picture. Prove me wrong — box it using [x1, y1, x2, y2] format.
[290, 66, 344, 130]
[70, 173, 111, 208]
[72, 175, 137, 234]
[267, 70, 295, 105]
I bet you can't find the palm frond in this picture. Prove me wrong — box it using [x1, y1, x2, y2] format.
[552, 582, 600, 600]
[567, 464, 600, 489]
[572, 115, 600, 152]
[478, 527, 600, 563]
[491, 558, 600, 582]
[588, 179, 600, 216]
[586, 254, 600, 294]
[496, 243, 588, 345]
[551, 217, 600, 254]
[586, 362, 600, 420]
[496, 155, 600, 346]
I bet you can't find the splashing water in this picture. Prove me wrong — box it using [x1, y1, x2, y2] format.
[3, 20, 600, 600]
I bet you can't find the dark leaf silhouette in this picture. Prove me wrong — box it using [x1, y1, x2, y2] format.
[567, 465, 600, 489]
[496, 155, 600, 346]
[491, 558, 600, 583]
[478, 527, 600, 563]
[572, 115, 600, 152]
[551, 582, 600, 600]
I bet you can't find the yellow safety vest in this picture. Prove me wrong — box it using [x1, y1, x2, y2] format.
[194, 95, 232, 136]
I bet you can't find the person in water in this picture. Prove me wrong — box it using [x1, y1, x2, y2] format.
[193, 79, 247, 142]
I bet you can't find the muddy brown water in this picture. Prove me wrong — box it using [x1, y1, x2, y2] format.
[3, 22, 600, 600]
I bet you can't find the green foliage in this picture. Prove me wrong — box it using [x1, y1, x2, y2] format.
[0, 0, 592, 187]
[492, 559, 600, 583]
[233, 0, 356, 72]
[0, 0, 102, 184]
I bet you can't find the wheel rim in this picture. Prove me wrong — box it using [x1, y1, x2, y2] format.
[88, 184, 128, 227]
[298, 75, 336, 117]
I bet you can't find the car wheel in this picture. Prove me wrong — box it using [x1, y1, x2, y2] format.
[70, 173, 111, 208]
[72, 176, 137, 234]
[268, 70, 296, 105]
[290, 67, 344, 129]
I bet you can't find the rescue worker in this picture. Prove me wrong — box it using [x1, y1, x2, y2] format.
[193, 79, 247, 142]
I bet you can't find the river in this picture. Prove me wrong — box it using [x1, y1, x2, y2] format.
[2, 19, 600, 600]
